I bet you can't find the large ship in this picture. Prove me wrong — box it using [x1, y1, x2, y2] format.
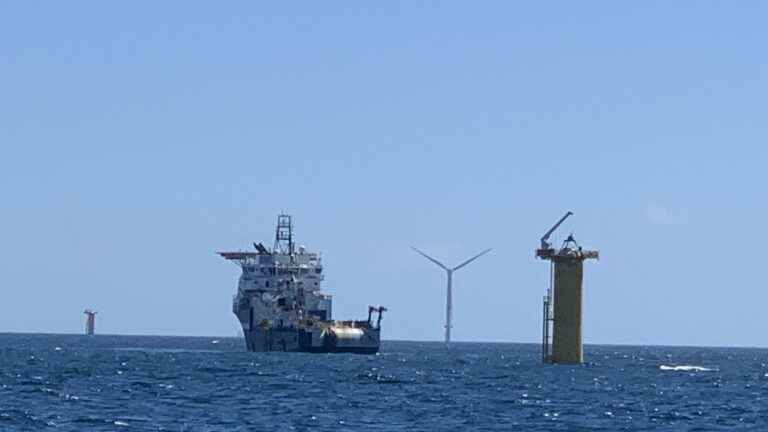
[218, 214, 385, 353]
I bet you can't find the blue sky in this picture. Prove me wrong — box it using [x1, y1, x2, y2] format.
[1, 2, 766, 346]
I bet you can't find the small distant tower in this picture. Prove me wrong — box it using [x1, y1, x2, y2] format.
[84, 309, 97, 336]
[537, 212, 598, 364]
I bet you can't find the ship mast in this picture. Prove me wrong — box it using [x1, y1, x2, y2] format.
[274, 213, 294, 255]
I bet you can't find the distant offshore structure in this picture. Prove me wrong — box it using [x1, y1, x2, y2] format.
[537, 212, 599, 364]
[411, 246, 491, 347]
[83, 309, 97, 336]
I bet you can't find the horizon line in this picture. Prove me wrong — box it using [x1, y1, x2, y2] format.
[1, 331, 766, 351]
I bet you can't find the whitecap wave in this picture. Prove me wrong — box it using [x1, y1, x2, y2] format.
[659, 365, 716, 372]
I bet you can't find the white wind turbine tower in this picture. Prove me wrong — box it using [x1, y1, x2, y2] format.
[411, 246, 492, 346]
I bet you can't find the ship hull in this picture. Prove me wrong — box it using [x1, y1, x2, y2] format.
[242, 327, 380, 354]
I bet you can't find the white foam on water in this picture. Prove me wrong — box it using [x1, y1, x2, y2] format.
[659, 365, 716, 372]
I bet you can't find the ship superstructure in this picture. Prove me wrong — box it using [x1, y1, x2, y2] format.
[219, 214, 385, 353]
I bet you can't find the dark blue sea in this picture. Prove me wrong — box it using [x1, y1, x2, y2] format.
[1, 334, 767, 431]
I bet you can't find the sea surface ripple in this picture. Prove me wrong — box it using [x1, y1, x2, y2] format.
[1, 334, 767, 431]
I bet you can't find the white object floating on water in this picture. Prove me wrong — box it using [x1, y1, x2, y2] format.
[54, 347, 62, 351]
[659, 365, 716, 372]
[211, 340, 220, 344]
[114, 421, 129, 427]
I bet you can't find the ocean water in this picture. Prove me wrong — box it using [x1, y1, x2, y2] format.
[1, 334, 767, 431]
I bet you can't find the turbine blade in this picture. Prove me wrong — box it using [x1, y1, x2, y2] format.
[410, 246, 448, 270]
[452, 248, 492, 271]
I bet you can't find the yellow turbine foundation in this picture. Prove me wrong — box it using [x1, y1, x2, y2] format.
[551, 258, 584, 364]
[536, 212, 597, 365]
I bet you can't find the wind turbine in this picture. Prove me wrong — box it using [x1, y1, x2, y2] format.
[411, 246, 492, 346]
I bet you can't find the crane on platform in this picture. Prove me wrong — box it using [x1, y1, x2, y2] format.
[538, 211, 573, 257]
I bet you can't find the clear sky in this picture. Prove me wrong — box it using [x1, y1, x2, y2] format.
[1, 2, 766, 346]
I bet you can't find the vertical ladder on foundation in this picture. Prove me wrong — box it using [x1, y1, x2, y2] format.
[541, 262, 554, 363]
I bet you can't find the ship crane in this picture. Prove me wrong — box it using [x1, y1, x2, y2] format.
[367, 306, 388, 329]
